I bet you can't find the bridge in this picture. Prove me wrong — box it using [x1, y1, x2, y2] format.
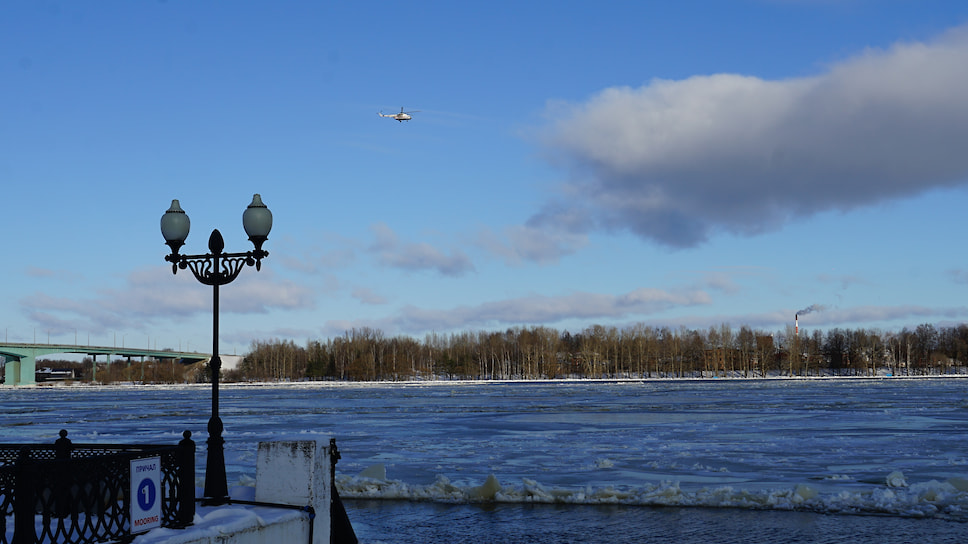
[0, 342, 210, 386]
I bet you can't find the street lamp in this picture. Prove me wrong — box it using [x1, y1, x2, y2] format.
[160, 194, 272, 504]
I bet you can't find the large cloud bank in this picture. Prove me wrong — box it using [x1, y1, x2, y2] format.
[540, 26, 968, 247]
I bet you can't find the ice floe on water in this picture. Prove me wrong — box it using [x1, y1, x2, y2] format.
[7, 378, 968, 528]
[336, 466, 968, 521]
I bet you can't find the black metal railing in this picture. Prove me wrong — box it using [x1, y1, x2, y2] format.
[329, 438, 357, 544]
[0, 430, 195, 544]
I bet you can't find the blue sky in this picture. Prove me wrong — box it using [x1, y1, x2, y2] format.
[4, 1, 968, 355]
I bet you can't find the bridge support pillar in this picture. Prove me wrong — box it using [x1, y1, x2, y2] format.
[4, 360, 20, 386]
[2, 357, 36, 386]
[19, 355, 36, 386]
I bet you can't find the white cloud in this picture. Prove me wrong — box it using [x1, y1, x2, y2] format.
[20, 266, 315, 334]
[822, 304, 968, 327]
[539, 25, 968, 247]
[276, 231, 359, 274]
[475, 224, 587, 265]
[607, 304, 968, 333]
[369, 222, 475, 277]
[351, 286, 389, 305]
[217, 273, 316, 314]
[322, 286, 711, 336]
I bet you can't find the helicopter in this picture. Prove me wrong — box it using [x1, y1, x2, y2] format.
[378, 107, 420, 122]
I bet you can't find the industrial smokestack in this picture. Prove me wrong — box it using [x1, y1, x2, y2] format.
[795, 313, 799, 336]
[795, 304, 825, 336]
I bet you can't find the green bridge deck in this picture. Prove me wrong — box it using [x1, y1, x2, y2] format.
[0, 342, 209, 386]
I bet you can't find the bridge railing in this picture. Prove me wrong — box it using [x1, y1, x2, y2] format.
[0, 430, 195, 544]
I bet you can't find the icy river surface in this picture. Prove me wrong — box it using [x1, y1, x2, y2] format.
[4, 378, 968, 543]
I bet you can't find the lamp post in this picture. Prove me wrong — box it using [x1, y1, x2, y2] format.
[160, 194, 272, 504]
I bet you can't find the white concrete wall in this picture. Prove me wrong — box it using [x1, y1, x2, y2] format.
[134, 439, 332, 544]
[256, 439, 331, 544]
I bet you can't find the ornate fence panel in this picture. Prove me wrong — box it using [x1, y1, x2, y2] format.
[0, 430, 194, 544]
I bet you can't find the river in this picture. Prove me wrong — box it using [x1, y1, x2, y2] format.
[3, 378, 967, 542]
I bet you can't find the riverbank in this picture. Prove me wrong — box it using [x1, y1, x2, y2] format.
[10, 370, 968, 389]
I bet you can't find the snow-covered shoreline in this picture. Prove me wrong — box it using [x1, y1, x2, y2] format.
[14, 371, 968, 390]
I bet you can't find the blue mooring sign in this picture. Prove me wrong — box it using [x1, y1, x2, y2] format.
[130, 456, 162, 531]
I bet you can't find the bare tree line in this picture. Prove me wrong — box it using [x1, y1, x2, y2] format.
[235, 322, 968, 382]
[25, 322, 965, 384]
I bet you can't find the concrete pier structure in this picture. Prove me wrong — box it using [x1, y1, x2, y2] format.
[134, 439, 346, 544]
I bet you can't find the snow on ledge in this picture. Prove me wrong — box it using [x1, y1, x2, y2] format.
[134, 437, 333, 544]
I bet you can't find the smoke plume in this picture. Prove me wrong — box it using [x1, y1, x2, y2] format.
[797, 304, 826, 316]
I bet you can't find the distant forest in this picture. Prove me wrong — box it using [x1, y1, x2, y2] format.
[32, 322, 968, 384]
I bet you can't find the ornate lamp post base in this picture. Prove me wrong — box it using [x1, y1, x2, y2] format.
[203, 412, 228, 503]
